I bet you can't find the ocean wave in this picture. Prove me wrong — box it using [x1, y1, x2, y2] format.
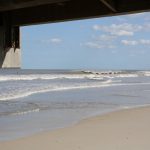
[0, 74, 82, 81]
[0, 108, 40, 117]
[83, 70, 139, 78]
[0, 79, 150, 101]
[130, 71, 150, 77]
[0, 80, 114, 101]
[0, 71, 143, 82]
[0, 71, 148, 102]
[141, 71, 150, 77]
[86, 76, 104, 81]
[0, 74, 103, 82]
[11, 108, 40, 116]
[114, 74, 139, 78]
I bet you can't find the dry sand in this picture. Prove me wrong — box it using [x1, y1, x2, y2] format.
[1, 106, 150, 150]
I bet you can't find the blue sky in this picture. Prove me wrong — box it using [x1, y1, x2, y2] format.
[21, 12, 150, 70]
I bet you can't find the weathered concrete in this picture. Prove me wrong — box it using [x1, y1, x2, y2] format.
[0, 26, 21, 68]
[2, 47, 21, 68]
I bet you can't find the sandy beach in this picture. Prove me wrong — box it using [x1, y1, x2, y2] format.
[0, 106, 150, 150]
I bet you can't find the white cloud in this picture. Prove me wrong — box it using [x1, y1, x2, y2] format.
[93, 25, 100, 31]
[50, 38, 62, 43]
[121, 40, 138, 46]
[84, 42, 104, 49]
[108, 45, 116, 49]
[93, 34, 116, 41]
[84, 41, 115, 49]
[42, 38, 62, 44]
[121, 39, 150, 46]
[93, 23, 142, 36]
[83, 34, 117, 49]
[116, 30, 133, 36]
[140, 39, 150, 45]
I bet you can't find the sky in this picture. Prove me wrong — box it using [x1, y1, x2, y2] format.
[21, 12, 150, 70]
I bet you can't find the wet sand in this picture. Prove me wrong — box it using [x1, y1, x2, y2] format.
[0, 106, 150, 150]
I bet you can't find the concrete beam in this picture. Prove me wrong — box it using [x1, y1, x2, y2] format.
[2, 0, 148, 26]
[99, 0, 117, 12]
[11, 0, 112, 26]
[0, 0, 69, 12]
[117, 0, 150, 13]
[0, 15, 21, 68]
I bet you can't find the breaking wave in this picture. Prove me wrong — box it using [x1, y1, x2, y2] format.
[0, 70, 149, 82]
[0, 79, 114, 101]
[0, 74, 91, 81]
[0, 70, 149, 101]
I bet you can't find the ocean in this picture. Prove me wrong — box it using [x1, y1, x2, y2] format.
[0, 69, 150, 141]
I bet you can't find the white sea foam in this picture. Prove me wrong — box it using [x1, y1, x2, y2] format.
[11, 109, 40, 116]
[0, 71, 148, 102]
[1, 78, 150, 101]
[0, 74, 104, 82]
[0, 79, 114, 101]
[136, 71, 150, 77]
[143, 71, 150, 77]
[0, 74, 82, 81]
[87, 71, 139, 78]
[0, 71, 141, 82]
[114, 74, 138, 78]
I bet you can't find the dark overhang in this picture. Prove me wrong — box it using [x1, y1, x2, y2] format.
[0, 0, 150, 26]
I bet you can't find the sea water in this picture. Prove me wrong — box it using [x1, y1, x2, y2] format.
[0, 69, 150, 141]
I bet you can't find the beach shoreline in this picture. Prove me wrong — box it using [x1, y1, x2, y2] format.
[1, 105, 150, 150]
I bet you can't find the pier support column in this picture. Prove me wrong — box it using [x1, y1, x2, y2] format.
[0, 13, 21, 68]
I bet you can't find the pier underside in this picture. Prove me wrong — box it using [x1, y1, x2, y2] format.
[0, 16, 20, 68]
[0, 0, 150, 68]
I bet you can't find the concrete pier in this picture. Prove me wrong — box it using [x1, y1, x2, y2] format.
[0, 21, 21, 68]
